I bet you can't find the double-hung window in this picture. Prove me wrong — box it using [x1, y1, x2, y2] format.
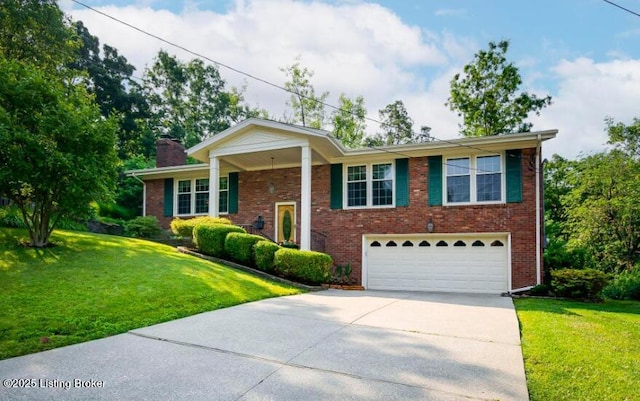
[445, 155, 503, 204]
[176, 176, 229, 215]
[346, 163, 394, 208]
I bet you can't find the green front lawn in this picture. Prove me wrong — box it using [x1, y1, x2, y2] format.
[0, 228, 301, 360]
[515, 298, 640, 401]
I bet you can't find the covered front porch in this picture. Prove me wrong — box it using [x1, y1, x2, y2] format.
[187, 119, 344, 250]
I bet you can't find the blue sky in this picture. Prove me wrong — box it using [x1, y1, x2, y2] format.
[64, 0, 640, 157]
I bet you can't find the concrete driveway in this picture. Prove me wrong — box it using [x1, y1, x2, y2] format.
[0, 290, 528, 401]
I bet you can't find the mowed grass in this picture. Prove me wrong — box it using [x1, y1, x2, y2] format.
[515, 298, 640, 401]
[0, 228, 301, 360]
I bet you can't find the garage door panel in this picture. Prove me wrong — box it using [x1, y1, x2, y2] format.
[366, 235, 508, 294]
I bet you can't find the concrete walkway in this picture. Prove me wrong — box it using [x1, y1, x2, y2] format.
[0, 290, 529, 401]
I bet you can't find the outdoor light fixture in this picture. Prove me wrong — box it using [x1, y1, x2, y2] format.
[426, 218, 434, 233]
[254, 215, 265, 230]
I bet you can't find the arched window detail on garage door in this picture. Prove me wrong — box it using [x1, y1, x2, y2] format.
[402, 240, 414, 247]
[491, 240, 505, 247]
[454, 240, 466, 247]
[419, 240, 431, 247]
[370, 241, 381, 247]
[436, 240, 448, 247]
[386, 241, 397, 247]
[472, 240, 485, 247]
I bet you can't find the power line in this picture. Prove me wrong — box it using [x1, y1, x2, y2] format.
[69, 0, 540, 160]
[602, 0, 640, 18]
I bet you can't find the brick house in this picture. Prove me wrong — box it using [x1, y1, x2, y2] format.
[129, 118, 556, 294]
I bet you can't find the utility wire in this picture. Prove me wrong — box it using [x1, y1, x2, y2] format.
[602, 0, 640, 17]
[70, 0, 542, 162]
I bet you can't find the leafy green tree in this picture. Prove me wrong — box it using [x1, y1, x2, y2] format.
[606, 116, 640, 159]
[0, 57, 119, 247]
[72, 21, 152, 159]
[0, 0, 79, 72]
[447, 40, 552, 136]
[143, 50, 260, 148]
[281, 59, 329, 129]
[331, 94, 367, 148]
[364, 100, 429, 146]
[564, 150, 640, 273]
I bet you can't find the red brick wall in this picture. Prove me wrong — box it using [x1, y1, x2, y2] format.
[145, 179, 173, 229]
[146, 147, 542, 290]
[156, 138, 186, 167]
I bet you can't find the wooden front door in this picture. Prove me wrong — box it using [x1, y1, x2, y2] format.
[275, 202, 296, 243]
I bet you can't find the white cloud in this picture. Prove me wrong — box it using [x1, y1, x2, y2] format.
[64, 1, 640, 160]
[434, 8, 466, 17]
[531, 57, 640, 158]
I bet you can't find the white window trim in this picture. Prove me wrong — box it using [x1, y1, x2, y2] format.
[218, 176, 229, 215]
[443, 154, 505, 206]
[344, 162, 396, 209]
[175, 176, 229, 216]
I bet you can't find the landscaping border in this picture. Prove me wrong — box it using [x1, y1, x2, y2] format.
[177, 246, 325, 292]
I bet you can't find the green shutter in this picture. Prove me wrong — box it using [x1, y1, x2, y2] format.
[395, 158, 409, 207]
[506, 150, 522, 203]
[330, 163, 343, 209]
[163, 178, 174, 217]
[428, 156, 443, 206]
[228, 172, 239, 214]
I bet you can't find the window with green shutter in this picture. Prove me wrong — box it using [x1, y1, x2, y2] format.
[330, 164, 343, 209]
[228, 172, 239, 213]
[428, 156, 443, 206]
[395, 158, 409, 207]
[163, 178, 174, 217]
[505, 149, 523, 203]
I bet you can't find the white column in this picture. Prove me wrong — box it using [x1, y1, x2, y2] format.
[209, 155, 220, 217]
[300, 145, 312, 250]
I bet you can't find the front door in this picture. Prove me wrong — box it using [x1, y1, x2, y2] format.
[275, 202, 296, 244]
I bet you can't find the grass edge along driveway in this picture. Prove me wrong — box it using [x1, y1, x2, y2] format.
[0, 228, 301, 360]
[515, 298, 640, 401]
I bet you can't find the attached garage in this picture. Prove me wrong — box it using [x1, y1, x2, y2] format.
[363, 234, 509, 294]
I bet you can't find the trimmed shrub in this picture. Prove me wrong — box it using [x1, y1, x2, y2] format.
[274, 248, 332, 285]
[528, 284, 551, 296]
[224, 232, 265, 266]
[603, 268, 640, 300]
[170, 216, 232, 238]
[193, 223, 245, 257]
[254, 241, 280, 273]
[551, 268, 610, 299]
[124, 216, 162, 238]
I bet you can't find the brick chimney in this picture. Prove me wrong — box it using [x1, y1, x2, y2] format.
[156, 137, 187, 167]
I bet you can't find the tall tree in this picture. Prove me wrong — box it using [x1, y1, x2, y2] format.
[564, 150, 640, 273]
[0, 0, 79, 72]
[364, 100, 429, 146]
[72, 21, 152, 159]
[0, 57, 119, 247]
[280, 59, 329, 129]
[606, 116, 640, 159]
[447, 40, 552, 137]
[143, 50, 259, 148]
[331, 94, 367, 148]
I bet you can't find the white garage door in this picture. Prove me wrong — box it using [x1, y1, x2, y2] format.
[365, 234, 509, 294]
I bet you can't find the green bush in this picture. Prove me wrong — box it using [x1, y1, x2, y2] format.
[274, 248, 332, 285]
[170, 216, 232, 238]
[254, 241, 280, 273]
[97, 202, 134, 220]
[193, 223, 245, 257]
[0, 205, 25, 228]
[603, 268, 640, 300]
[124, 216, 162, 238]
[551, 268, 610, 299]
[543, 240, 590, 284]
[224, 232, 265, 266]
[528, 284, 551, 296]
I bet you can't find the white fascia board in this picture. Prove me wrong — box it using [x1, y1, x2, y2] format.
[126, 164, 209, 179]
